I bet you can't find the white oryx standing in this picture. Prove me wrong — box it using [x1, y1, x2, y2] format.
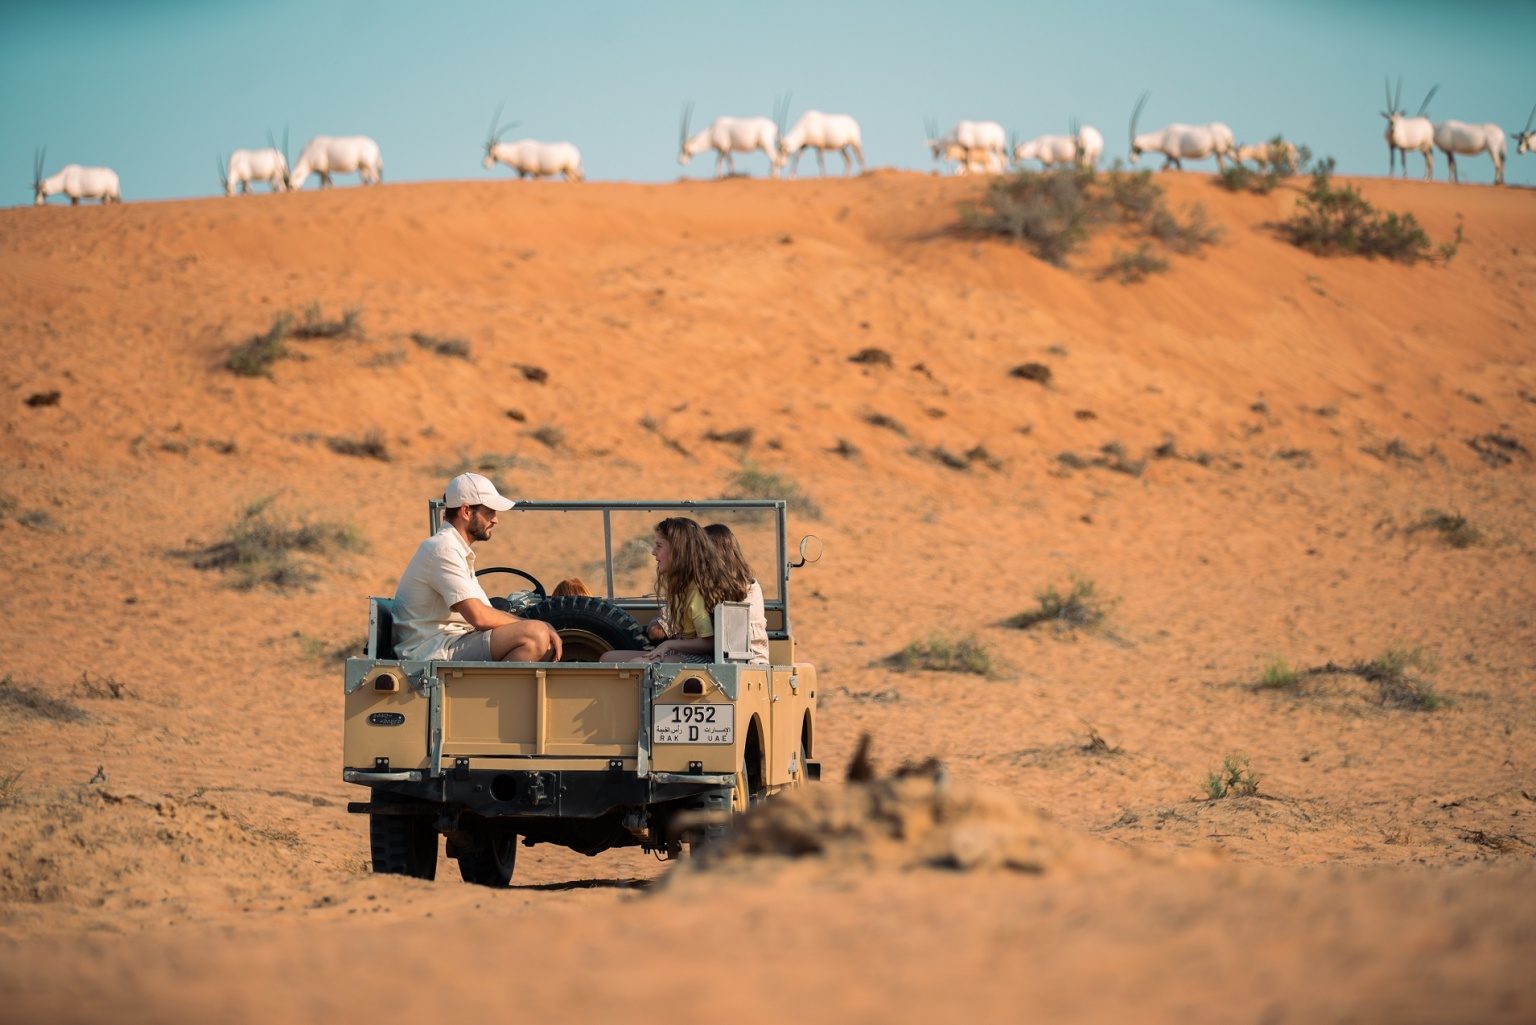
[677, 103, 781, 179]
[778, 110, 865, 178]
[1434, 118, 1508, 185]
[33, 149, 120, 205]
[1128, 94, 1235, 171]
[219, 146, 289, 195]
[287, 135, 383, 189]
[482, 106, 584, 181]
[1381, 78, 1438, 180]
[926, 118, 1008, 172]
[1517, 104, 1536, 156]
[1011, 121, 1103, 169]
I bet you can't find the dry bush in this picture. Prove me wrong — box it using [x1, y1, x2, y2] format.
[0, 675, 90, 724]
[184, 497, 364, 591]
[1280, 159, 1434, 263]
[225, 314, 292, 377]
[1006, 576, 1108, 632]
[290, 303, 361, 340]
[411, 332, 471, 360]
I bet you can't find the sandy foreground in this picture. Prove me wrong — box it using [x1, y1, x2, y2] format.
[0, 169, 1533, 1024]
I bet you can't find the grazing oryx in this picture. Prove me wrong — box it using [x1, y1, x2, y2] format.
[287, 135, 383, 189]
[1234, 138, 1301, 173]
[778, 110, 865, 178]
[1128, 94, 1235, 171]
[1012, 121, 1104, 169]
[926, 118, 1008, 173]
[1434, 119, 1508, 185]
[482, 106, 584, 181]
[219, 146, 289, 195]
[1517, 104, 1536, 156]
[33, 149, 120, 205]
[1381, 78, 1438, 180]
[677, 103, 781, 179]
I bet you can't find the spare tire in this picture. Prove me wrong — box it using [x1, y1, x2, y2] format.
[519, 595, 650, 662]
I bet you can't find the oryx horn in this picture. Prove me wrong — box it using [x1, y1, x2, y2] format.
[774, 91, 793, 136]
[217, 154, 228, 190]
[1416, 84, 1439, 118]
[679, 101, 694, 148]
[33, 146, 45, 191]
[1130, 91, 1150, 141]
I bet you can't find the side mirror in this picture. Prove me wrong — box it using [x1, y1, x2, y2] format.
[790, 534, 824, 568]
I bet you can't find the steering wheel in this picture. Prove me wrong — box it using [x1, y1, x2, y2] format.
[475, 566, 547, 599]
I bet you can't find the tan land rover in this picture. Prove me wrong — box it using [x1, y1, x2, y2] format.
[342, 499, 821, 885]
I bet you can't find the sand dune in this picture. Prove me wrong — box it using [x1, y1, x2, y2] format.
[1, 169, 1533, 1024]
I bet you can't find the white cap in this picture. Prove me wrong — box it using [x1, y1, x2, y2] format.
[444, 472, 516, 511]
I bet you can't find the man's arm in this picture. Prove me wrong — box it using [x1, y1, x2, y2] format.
[451, 597, 526, 631]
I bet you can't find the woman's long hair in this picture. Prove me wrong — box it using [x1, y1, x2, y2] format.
[655, 517, 737, 620]
[704, 523, 754, 602]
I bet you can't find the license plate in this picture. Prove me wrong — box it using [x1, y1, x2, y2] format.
[653, 703, 734, 744]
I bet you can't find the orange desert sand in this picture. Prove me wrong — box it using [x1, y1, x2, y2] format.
[1, 170, 1533, 1024]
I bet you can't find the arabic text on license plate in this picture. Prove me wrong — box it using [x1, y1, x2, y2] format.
[653, 703, 734, 744]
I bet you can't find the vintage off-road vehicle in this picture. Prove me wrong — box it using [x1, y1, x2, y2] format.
[343, 499, 821, 885]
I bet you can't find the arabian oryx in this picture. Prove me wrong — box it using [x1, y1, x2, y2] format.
[1434, 118, 1508, 185]
[219, 146, 289, 195]
[677, 103, 782, 179]
[1234, 138, 1302, 174]
[1128, 94, 1235, 171]
[33, 149, 120, 205]
[1012, 121, 1104, 169]
[1381, 78, 1438, 180]
[287, 135, 383, 189]
[482, 105, 584, 181]
[926, 118, 1007, 173]
[1517, 104, 1536, 156]
[778, 110, 865, 178]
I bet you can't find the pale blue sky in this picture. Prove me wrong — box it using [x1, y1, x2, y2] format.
[3, 0, 1534, 204]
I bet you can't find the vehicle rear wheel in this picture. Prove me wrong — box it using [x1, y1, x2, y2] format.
[520, 595, 650, 661]
[369, 797, 438, 880]
[452, 828, 517, 887]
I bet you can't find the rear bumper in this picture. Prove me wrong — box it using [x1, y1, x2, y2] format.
[345, 767, 726, 819]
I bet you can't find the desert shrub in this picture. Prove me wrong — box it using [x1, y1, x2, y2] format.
[888, 635, 997, 677]
[1261, 647, 1448, 711]
[1258, 656, 1300, 690]
[411, 332, 471, 359]
[862, 411, 907, 435]
[1005, 576, 1107, 631]
[1103, 163, 1160, 222]
[186, 497, 364, 591]
[705, 427, 755, 446]
[1410, 509, 1481, 549]
[848, 348, 893, 367]
[440, 452, 522, 477]
[1009, 362, 1052, 385]
[1217, 163, 1277, 195]
[1279, 159, 1433, 263]
[1146, 203, 1221, 254]
[963, 164, 1219, 275]
[0, 675, 90, 724]
[77, 672, 129, 700]
[961, 166, 1101, 266]
[529, 425, 565, 450]
[722, 463, 821, 519]
[612, 535, 654, 574]
[225, 313, 292, 377]
[0, 768, 23, 803]
[327, 430, 390, 461]
[290, 303, 360, 340]
[1205, 754, 1260, 799]
[1362, 647, 1447, 710]
[1102, 243, 1169, 283]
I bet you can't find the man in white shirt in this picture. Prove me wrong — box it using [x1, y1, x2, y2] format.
[391, 473, 562, 662]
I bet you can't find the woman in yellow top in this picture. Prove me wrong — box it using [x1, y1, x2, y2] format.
[600, 516, 738, 664]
